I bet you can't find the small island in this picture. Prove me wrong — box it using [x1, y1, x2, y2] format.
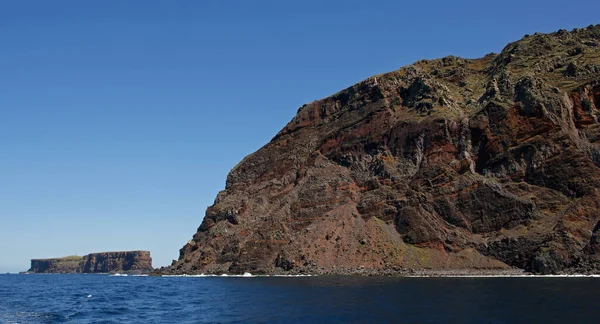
[26, 251, 153, 274]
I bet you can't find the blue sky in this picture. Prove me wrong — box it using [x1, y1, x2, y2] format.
[1, 0, 598, 273]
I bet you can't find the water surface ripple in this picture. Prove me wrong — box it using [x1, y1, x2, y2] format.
[1, 274, 598, 323]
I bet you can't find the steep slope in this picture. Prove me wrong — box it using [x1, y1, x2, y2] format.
[168, 25, 600, 275]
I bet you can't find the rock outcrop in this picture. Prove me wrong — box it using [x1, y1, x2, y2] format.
[29, 256, 82, 274]
[80, 251, 153, 273]
[28, 251, 153, 274]
[167, 25, 600, 275]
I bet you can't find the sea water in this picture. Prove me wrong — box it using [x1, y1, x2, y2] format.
[1, 274, 599, 323]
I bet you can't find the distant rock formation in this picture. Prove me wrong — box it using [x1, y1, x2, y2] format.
[164, 25, 600, 276]
[29, 256, 82, 274]
[28, 251, 153, 274]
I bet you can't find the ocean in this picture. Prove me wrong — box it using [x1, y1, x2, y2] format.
[1, 274, 599, 323]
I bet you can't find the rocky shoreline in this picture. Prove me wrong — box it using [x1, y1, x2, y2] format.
[154, 266, 527, 277]
[284, 268, 528, 277]
[153, 267, 600, 277]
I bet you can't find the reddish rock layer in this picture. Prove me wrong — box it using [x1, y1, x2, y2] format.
[169, 26, 600, 275]
[81, 251, 153, 273]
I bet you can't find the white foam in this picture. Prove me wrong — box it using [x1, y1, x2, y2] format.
[161, 273, 314, 278]
[270, 274, 314, 277]
[162, 274, 215, 277]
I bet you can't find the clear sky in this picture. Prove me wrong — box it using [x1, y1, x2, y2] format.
[1, 0, 598, 273]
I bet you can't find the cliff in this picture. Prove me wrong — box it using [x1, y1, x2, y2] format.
[167, 25, 600, 275]
[28, 251, 153, 274]
[28, 256, 83, 274]
[80, 251, 153, 273]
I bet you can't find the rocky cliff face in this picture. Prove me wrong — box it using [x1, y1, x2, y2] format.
[28, 251, 153, 274]
[29, 256, 82, 273]
[81, 251, 153, 273]
[169, 25, 600, 275]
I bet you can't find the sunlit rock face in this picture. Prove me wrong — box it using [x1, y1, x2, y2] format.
[169, 26, 600, 275]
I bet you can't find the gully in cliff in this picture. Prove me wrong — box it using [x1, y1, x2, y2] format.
[160, 25, 600, 276]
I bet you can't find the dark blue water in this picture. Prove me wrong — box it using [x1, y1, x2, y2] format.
[1, 274, 599, 323]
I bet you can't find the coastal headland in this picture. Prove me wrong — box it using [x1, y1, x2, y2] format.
[160, 25, 600, 276]
[27, 251, 152, 274]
